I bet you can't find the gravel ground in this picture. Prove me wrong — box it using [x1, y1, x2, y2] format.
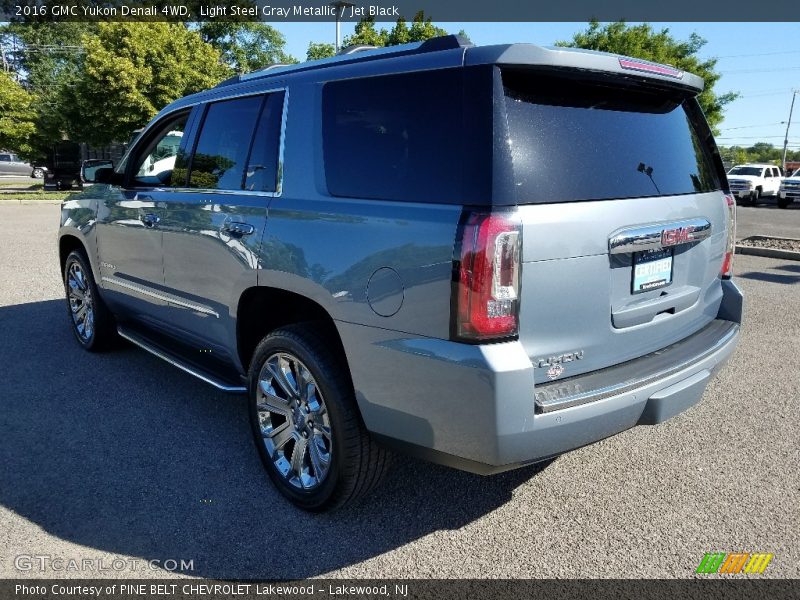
[0, 204, 797, 580]
[739, 236, 800, 252]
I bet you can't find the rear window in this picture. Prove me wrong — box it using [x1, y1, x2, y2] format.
[322, 69, 466, 203]
[502, 70, 722, 203]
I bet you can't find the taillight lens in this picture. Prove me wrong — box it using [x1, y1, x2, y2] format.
[721, 193, 736, 279]
[453, 210, 521, 341]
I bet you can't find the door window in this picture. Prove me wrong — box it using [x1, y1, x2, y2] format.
[764, 169, 772, 178]
[0, 154, 10, 162]
[132, 113, 189, 187]
[188, 96, 263, 190]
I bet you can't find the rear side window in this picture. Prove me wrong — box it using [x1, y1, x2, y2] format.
[189, 95, 263, 190]
[502, 70, 722, 203]
[322, 69, 465, 203]
[244, 91, 285, 193]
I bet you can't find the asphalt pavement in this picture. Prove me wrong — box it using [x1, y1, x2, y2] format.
[0, 203, 797, 579]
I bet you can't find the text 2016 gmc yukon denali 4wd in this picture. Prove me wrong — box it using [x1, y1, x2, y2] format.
[60, 36, 743, 511]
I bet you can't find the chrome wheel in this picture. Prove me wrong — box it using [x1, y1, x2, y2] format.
[256, 352, 332, 490]
[67, 261, 94, 342]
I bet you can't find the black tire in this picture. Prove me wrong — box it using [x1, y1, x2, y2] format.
[750, 188, 761, 206]
[63, 250, 117, 351]
[248, 324, 390, 511]
[31, 167, 44, 179]
[777, 197, 790, 209]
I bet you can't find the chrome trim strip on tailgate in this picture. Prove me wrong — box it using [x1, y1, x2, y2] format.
[608, 217, 712, 254]
[534, 319, 739, 413]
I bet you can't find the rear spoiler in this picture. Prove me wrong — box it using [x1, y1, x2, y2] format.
[465, 44, 704, 93]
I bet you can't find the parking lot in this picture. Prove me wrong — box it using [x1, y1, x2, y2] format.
[0, 202, 797, 579]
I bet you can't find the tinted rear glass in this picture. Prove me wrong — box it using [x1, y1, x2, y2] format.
[189, 95, 263, 190]
[322, 69, 465, 203]
[502, 70, 721, 203]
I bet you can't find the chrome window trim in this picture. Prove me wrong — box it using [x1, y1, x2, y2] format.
[101, 276, 219, 318]
[608, 217, 712, 255]
[121, 86, 289, 197]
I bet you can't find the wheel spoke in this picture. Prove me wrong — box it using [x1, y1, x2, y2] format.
[267, 358, 297, 399]
[290, 435, 308, 480]
[68, 279, 85, 301]
[257, 381, 292, 416]
[268, 421, 294, 450]
[308, 438, 329, 479]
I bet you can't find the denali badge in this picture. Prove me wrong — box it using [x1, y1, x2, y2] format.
[536, 351, 584, 369]
[661, 226, 697, 247]
[547, 364, 564, 380]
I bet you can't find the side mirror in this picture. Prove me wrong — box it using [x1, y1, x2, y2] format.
[82, 160, 115, 184]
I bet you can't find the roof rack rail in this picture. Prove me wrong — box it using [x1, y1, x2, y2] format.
[214, 34, 473, 88]
[338, 44, 378, 55]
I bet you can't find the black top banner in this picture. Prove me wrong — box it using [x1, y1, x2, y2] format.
[1, 0, 799, 22]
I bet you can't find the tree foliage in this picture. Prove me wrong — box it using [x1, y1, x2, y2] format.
[0, 70, 37, 155]
[557, 21, 737, 132]
[198, 22, 298, 73]
[0, 22, 97, 159]
[306, 42, 336, 61]
[719, 143, 800, 168]
[342, 12, 451, 48]
[68, 23, 228, 146]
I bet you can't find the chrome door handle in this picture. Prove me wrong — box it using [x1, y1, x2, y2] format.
[140, 213, 160, 228]
[222, 221, 255, 237]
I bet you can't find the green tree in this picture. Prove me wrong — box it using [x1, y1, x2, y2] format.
[198, 22, 297, 73]
[557, 21, 737, 132]
[342, 12, 452, 49]
[0, 70, 37, 155]
[306, 42, 336, 61]
[68, 23, 228, 146]
[0, 22, 97, 159]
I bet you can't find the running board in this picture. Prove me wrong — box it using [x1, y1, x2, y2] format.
[117, 326, 247, 394]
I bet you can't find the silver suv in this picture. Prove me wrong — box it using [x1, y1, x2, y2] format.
[60, 36, 742, 511]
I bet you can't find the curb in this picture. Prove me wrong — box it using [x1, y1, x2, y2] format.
[736, 235, 800, 261]
[0, 199, 62, 205]
[735, 245, 800, 261]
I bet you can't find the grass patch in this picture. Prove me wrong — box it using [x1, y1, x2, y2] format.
[0, 181, 43, 190]
[0, 190, 76, 201]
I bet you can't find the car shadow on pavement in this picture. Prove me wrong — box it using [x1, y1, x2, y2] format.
[0, 299, 547, 579]
[736, 271, 800, 285]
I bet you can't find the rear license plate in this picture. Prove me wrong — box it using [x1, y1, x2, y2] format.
[632, 249, 673, 294]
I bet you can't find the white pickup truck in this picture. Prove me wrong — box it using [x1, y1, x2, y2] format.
[778, 168, 800, 209]
[727, 164, 783, 206]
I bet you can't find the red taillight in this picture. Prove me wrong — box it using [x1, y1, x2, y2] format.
[721, 193, 736, 279]
[454, 210, 521, 341]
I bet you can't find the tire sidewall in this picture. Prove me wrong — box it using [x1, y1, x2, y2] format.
[248, 330, 351, 511]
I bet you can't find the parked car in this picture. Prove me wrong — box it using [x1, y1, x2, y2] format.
[43, 141, 82, 190]
[778, 168, 800, 208]
[0, 152, 33, 176]
[727, 164, 782, 205]
[60, 36, 742, 511]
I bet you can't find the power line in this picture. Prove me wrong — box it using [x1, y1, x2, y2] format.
[719, 122, 785, 130]
[715, 50, 800, 59]
[720, 67, 800, 74]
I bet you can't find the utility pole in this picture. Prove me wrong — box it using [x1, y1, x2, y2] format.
[330, 1, 354, 53]
[782, 90, 797, 173]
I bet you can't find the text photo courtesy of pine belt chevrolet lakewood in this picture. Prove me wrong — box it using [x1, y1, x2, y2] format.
[59, 36, 742, 511]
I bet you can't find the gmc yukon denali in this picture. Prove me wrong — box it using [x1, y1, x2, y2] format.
[59, 36, 743, 511]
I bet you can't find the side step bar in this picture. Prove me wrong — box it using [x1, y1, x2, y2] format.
[118, 326, 247, 394]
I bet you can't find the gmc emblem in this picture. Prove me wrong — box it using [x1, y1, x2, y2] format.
[661, 226, 696, 247]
